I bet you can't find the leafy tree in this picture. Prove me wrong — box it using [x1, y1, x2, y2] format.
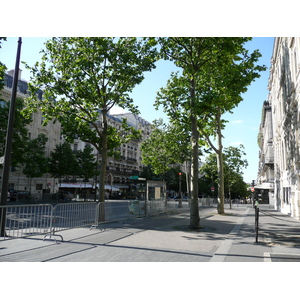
[200, 145, 248, 206]
[48, 142, 77, 183]
[22, 134, 48, 192]
[0, 38, 7, 91]
[75, 144, 98, 182]
[156, 37, 240, 228]
[0, 98, 31, 167]
[223, 145, 248, 208]
[141, 118, 190, 177]
[197, 41, 265, 214]
[24, 37, 158, 221]
[1, 38, 31, 168]
[156, 37, 265, 224]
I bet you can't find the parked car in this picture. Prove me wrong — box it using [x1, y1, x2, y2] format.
[8, 190, 18, 201]
[0, 191, 11, 201]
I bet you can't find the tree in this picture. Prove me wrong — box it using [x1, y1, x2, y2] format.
[0, 38, 7, 91]
[75, 144, 98, 182]
[48, 142, 77, 184]
[198, 42, 265, 214]
[22, 134, 48, 192]
[156, 37, 239, 228]
[24, 38, 158, 221]
[157, 38, 266, 222]
[141, 118, 190, 177]
[223, 145, 248, 208]
[0, 97, 31, 168]
[200, 145, 248, 205]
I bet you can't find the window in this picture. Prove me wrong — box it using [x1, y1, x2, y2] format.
[36, 184, 43, 190]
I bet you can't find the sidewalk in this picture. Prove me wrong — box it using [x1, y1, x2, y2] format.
[0, 204, 299, 262]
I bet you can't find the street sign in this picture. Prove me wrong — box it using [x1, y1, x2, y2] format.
[129, 176, 139, 180]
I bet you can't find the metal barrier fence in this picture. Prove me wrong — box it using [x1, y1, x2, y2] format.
[0, 198, 210, 241]
[0, 204, 53, 239]
[44, 202, 98, 242]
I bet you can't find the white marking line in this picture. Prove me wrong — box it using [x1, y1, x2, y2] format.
[264, 252, 272, 262]
[210, 208, 250, 262]
[264, 252, 300, 262]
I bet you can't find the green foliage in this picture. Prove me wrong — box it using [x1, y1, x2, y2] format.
[141, 118, 190, 176]
[75, 144, 98, 181]
[0, 98, 31, 167]
[24, 37, 158, 204]
[22, 134, 48, 179]
[24, 37, 158, 152]
[48, 142, 77, 180]
[0, 38, 7, 91]
[156, 37, 266, 216]
[200, 145, 248, 198]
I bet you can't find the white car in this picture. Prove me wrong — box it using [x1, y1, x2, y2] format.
[0, 192, 11, 201]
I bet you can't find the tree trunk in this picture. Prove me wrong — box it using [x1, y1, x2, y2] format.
[185, 160, 192, 199]
[98, 110, 108, 222]
[189, 79, 200, 229]
[216, 107, 225, 214]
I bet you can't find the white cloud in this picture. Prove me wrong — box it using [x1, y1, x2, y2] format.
[110, 106, 128, 115]
[231, 120, 244, 124]
[230, 141, 243, 146]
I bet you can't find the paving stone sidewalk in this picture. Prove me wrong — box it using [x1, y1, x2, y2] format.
[1, 204, 299, 262]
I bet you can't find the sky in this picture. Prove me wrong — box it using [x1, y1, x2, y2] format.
[0, 37, 274, 183]
[1, 2, 297, 294]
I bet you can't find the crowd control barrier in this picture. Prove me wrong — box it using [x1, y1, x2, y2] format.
[0, 204, 53, 240]
[44, 202, 98, 241]
[1, 199, 195, 241]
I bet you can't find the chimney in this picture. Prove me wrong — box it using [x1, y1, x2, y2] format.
[7, 69, 22, 79]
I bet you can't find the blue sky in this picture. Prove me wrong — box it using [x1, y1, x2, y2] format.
[1, 37, 274, 183]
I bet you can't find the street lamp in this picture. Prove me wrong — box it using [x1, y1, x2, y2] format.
[178, 172, 183, 208]
[0, 38, 22, 237]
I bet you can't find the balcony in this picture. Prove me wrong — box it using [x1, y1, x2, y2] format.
[264, 156, 274, 165]
[255, 181, 274, 190]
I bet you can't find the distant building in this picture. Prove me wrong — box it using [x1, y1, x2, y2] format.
[257, 37, 300, 219]
[1, 69, 152, 196]
[0, 69, 61, 194]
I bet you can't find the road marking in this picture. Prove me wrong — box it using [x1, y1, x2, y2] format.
[264, 252, 272, 262]
[210, 208, 250, 262]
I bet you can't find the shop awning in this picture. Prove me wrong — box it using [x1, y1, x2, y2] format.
[255, 182, 274, 190]
[59, 183, 120, 191]
[59, 183, 93, 188]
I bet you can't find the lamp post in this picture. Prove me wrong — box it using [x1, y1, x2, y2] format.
[178, 172, 183, 208]
[0, 38, 22, 237]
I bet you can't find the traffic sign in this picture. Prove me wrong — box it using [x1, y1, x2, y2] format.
[251, 187, 255, 192]
[211, 186, 215, 191]
[0, 156, 4, 164]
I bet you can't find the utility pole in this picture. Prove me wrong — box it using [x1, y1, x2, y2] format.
[0, 38, 22, 237]
[178, 172, 183, 208]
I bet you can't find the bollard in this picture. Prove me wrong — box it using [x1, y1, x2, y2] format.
[255, 206, 259, 243]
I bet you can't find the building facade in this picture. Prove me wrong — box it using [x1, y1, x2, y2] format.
[257, 37, 300, 219]
[1, 69, 152, 196]
[0, 69, 61, 194]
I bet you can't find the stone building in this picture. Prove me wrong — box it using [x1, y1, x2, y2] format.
[257, 37, 300, 218]
[256, 100, 275, 206]
[1, 69, 152, 196]
[0, 69, 61, 194]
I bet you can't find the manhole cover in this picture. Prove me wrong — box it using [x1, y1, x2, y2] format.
[173, 225, 217, 232]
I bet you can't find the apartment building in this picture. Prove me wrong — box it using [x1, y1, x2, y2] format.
[1, 69, 152, 195]
[257, 100, 275, 206]
[257, 37, 300, 219]
[0, 69, 61, 193]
